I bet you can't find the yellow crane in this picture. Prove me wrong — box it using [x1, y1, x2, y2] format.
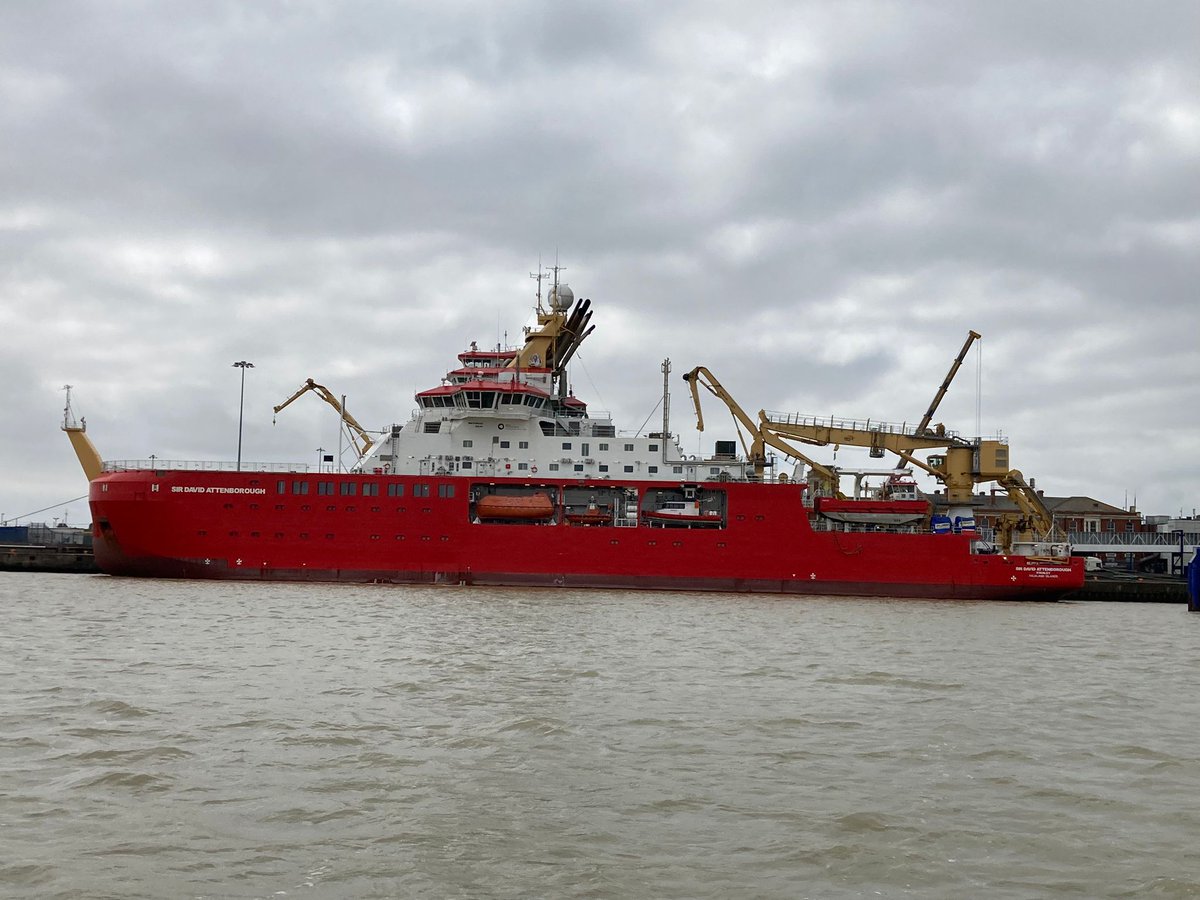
[273, 379, 375, 458]
[682, 366, 842, 496]
[61, 385, 104, 481]
[756, 331, 1058, 551]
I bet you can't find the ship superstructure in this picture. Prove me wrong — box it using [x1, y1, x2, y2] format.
[358, 279, 749, 485]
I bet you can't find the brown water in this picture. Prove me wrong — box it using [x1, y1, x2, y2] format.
[2, 573, 1198, 899]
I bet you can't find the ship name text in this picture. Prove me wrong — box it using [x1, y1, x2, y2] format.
[170, 486, 268, 495]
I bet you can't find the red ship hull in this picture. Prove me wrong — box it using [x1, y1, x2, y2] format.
[87, 471, 1084, 600]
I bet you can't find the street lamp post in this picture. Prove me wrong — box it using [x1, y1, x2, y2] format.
[233, 360, 254, 471]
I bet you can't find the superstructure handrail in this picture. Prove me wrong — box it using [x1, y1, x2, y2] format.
[103, 460, 313, 473]
[761, 410, 966, 442]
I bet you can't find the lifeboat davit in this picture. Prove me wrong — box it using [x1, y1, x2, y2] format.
[474, 493, 556, 520]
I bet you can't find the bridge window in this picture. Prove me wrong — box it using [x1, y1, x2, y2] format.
[462, 391, 496, 409]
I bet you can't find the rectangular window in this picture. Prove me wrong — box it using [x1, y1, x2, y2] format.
[648, 466, 658, 474]
[649, 444, 658, 452]
[340, 482, 357, 496]
[562, 442, 572, 450]
[387, 483, 405, 497]
[624, 443, 634, 452]
[1124, 521, 1134, 533]
[581, 443, 590, 456]
[573, 464, 584, 472]
[424, 422, 441, 434]
[519, 441, 529, 449]
[500, 440, 510, 449]
[317, 481, 334, 495]
[276, 480, 287, 494]
[292, 480, 309, 495]
[599, 464, 609, 472]
[710, 467, 720, 475]
[414, 484, 430, 498]
[461, 460, 472, 469]
[462, 439, 473, 448]
[549, 463, 560, 471]
[673, 466, 683, 474]
[623, 465, 634, 473]
[599, 443, 609, 451]
[362, 483, 379, 496]
[518, 462, 529, 470]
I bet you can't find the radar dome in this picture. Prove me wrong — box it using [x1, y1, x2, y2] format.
[548, 283, 574, 312]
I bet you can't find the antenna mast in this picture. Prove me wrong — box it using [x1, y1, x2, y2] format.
[530, 259, 547, 314]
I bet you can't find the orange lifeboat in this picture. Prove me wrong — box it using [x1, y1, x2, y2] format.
[474, 493, 556, 520]
[565, 502, 611, 526]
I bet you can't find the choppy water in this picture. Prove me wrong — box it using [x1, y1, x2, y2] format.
[2, 574, 1199, 899]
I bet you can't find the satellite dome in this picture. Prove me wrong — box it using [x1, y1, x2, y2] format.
[549, 283, 574, 312]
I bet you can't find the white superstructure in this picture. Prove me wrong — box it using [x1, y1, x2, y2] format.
[360, 315, 752, 482]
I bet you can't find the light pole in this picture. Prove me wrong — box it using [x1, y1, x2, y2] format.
[233, 360, 254, 471]
[316, 447, 325, 473]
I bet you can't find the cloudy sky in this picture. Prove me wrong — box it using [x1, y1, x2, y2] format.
[3, 0, 1197, 526]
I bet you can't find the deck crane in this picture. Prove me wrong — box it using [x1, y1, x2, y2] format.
[756, 331, 1059, 553]
[272, 379, 375, 458]
[681, 366, 842, 496]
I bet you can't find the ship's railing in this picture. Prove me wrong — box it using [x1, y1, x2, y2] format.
[103, 459, 313, 473]
[761, 410, 967, 443]
[1065, 531, 1200, 548]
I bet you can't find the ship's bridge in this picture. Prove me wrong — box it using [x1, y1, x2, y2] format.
[416, 381, 553, 413]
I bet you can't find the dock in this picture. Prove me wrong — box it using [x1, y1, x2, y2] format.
[1070, 572, 1188, 603]
[1, 543, 99, 574]
[0, 523, 98, 574]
